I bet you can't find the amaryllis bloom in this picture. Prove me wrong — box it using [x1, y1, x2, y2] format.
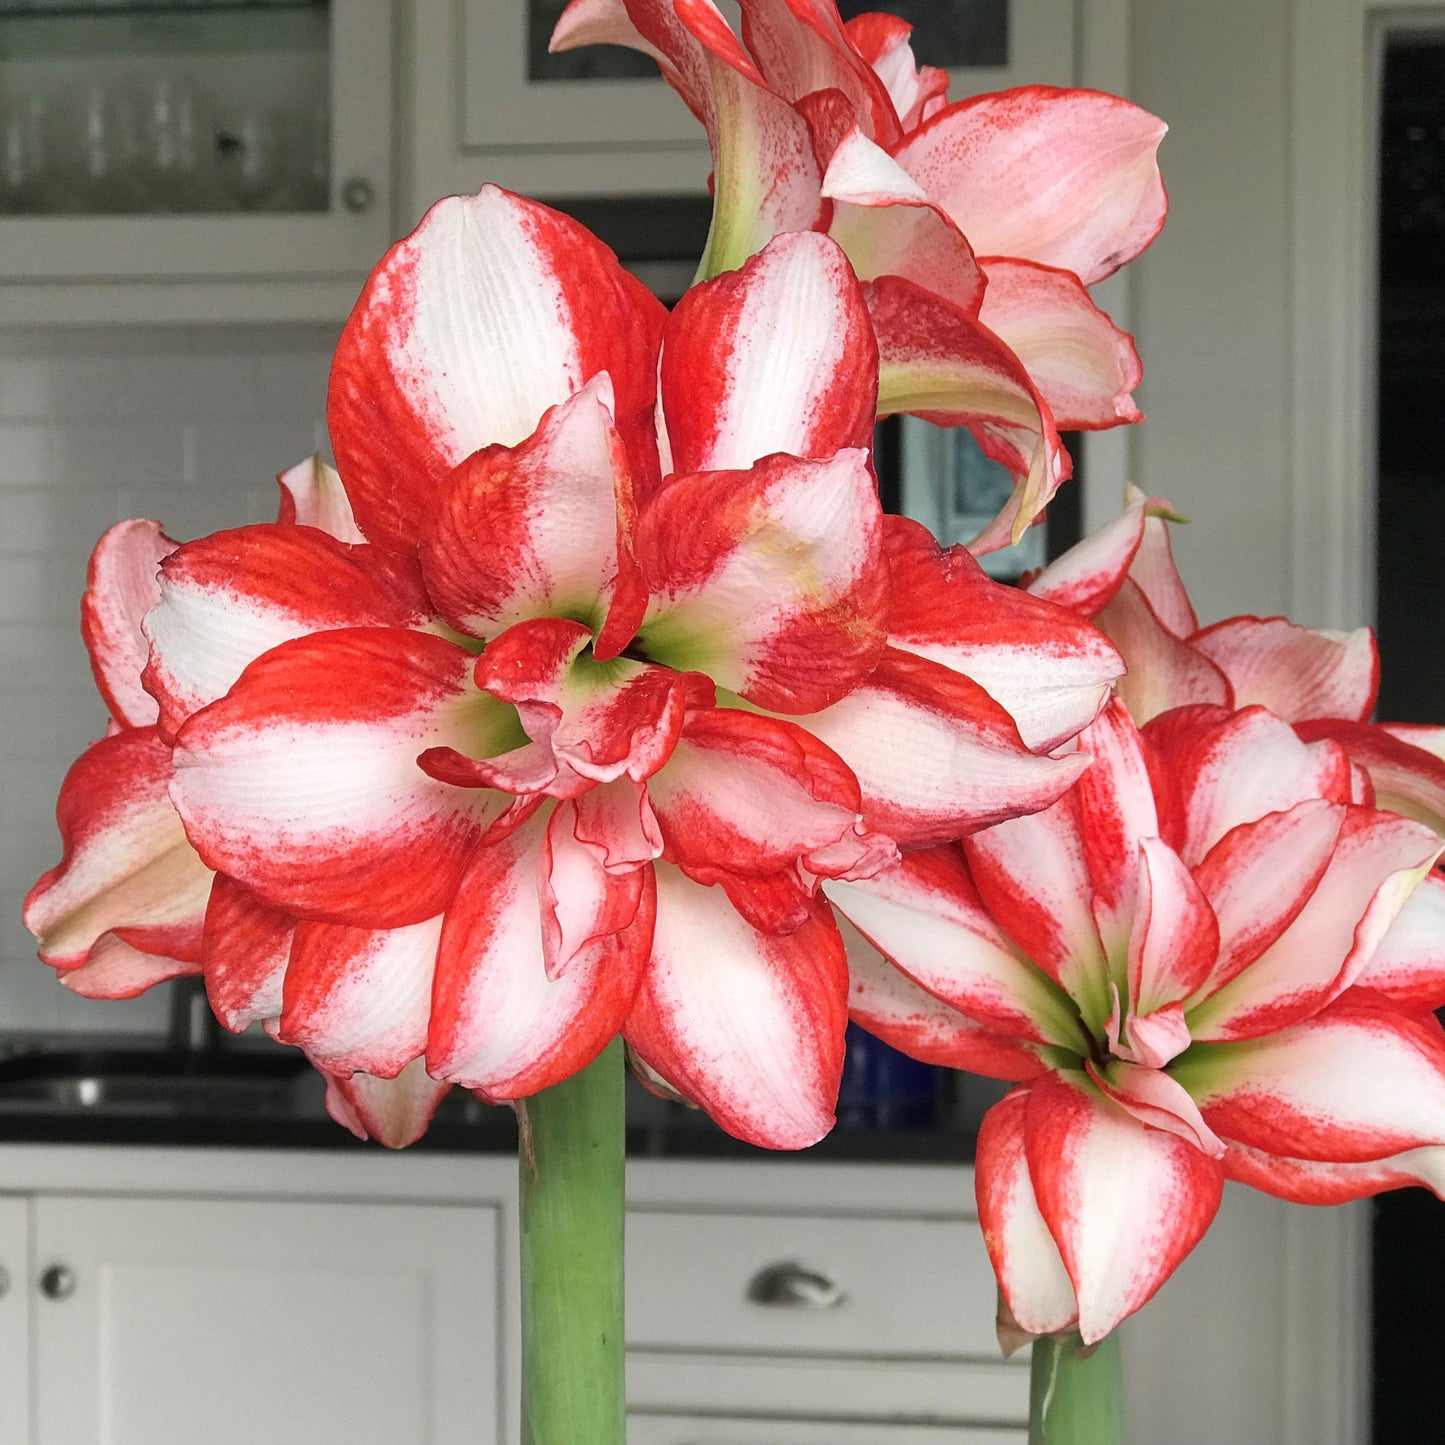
[30, 185, 1123, 1153]
[1026, 488, 1445, 837]
[550, 0, 1166, 549]
[830, 696, 1445, 1342]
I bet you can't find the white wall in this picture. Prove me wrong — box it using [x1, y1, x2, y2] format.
[0, 324, 336, 1034]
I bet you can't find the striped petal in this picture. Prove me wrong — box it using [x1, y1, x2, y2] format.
[806, 647, 1091, 847]
[1223, 1140, 1445, 1204]
[637, 448, 886, 712]
[321, 1057, 453, 1149]
[328, 186, 667, 550]
[1354, 872, 1445, 1009]
[143, 524, 433, 741]
[25, 726, 212, 969]
[1126, 837, 1219, 1020]
[1300, 720, 1445, 836]
[894, 87, 1168, 285]
[842, 12, 948, 131]
[202, 874, 294, 1033]
[57, 932, 199, 1000]
[275, 455, 366, 543]
[624, 865, 847, 1149]
[170, 630, 514, 927]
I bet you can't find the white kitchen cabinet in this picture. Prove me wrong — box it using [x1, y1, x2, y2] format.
[0, 1197, 30, 1445]
[627, 1418, 1027, 1445]
[29, 1192, 498, 1445]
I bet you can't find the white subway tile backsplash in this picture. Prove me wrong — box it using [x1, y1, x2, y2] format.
[0, 321, 333, 1038]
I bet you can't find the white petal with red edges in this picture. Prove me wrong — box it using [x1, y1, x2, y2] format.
[1356, 871, 1445, 1009]
[58, 933, 199, 1000]
[275, 455, 366, 542]
[321, 1057, 453, 1149]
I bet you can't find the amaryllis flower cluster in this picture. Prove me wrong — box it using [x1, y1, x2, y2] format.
[551, 0, 1167, 548]
[25, 187, 1121, 1150]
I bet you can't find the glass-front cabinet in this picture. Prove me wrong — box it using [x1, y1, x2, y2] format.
[0, 0, 392, 319]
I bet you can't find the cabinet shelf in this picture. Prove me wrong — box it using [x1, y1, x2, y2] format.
[0, 1, 324, 18]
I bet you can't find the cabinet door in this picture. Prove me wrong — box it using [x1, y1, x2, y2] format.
[33, 1193, 499, 1445]
[627, 1417, 1026, 1445]
[0, 1196, 29, 1445]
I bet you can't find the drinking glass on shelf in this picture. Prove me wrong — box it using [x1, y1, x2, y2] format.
[135, 75, 221, 212]
[61, 82, 147, 214]
[0, 93, 51, 215]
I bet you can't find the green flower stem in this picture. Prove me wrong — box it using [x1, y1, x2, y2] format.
[520, 1038, 626, 1445]
[1029, 1332, 1123, 1445]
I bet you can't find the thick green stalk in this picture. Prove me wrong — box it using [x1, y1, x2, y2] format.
[1029, 1332, 1123, 1445]
[520, 1038, 626, 1445]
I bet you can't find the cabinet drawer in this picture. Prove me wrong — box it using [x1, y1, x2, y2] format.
[627, 1210, 1000, 1358]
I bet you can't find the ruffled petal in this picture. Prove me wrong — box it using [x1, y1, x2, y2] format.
[24, 726, 212, 969]
[81, 519, 175, 729]
[328, 186, 666, 550]
[842, 12, 948, 131]
[1354, 872, 1445, 1009]
[57, 932, 199, 1000]
[274, 455, 366, 543]
[170, 630, 514, 926]
[624, 865, 847, 1149]
[806, 647, 1091, 847]
[895, 87, 1168, 285]
[321, 1056, 453, 1149]
[1300, 720, 1445, 836]
[637, 448, 886, 712]
[883, 516, 1121, 753]
[201, 874, 295, 1032]
[1222, 1140, 1445, 1204]
[1126, 837, 1220, 1021]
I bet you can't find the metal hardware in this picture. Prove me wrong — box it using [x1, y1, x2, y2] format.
[745, 1260, 846, 1310]
[341, 176, 376, 214]
[38, 1264, 76, 1301]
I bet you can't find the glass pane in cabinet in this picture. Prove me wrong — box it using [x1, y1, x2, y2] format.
[0, 0, 330, 216]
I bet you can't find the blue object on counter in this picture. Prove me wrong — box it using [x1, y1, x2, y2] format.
[837, 1022, 938, 1129]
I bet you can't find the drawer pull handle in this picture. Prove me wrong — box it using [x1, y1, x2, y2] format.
[39, 1264, 77, 1301]
[746, 1260, 846, 1310]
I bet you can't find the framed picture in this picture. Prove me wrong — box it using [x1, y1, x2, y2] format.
[462, 0, 1077, 153]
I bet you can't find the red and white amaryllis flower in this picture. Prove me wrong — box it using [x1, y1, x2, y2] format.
[1026, 487, 1445, 837]
[551, 0, 1166, 549]
[28, 186, 1121, 1151]
[830, 696, 1445, 1342]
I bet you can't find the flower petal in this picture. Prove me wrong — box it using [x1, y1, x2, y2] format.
[57, 932, 199, 1000]
[807, 647, 1091, 847]
[1025, 1068, 1224, 1343]
[1222, 1140, 1445, 1204]
[274, 455, 366, 543]
[1191, 617, 1378, 725]
[625, 865, 847, 1149]
[321, 1056, 453, 1149]
[975, 1088, 1081, 1338]
[977, 258, 1142, 431]
[660, 232, 877, 477]
[24, 726, 212, 969]
[842, 12, 948, 131]
[201, 874, 295, 1032]
[1024, 491, 1174, 619]
[637, 448, 886, 712]
[170, 630, 513, 926]
[1127, 837, 1219, 1019]
[328, 186, 667, 550]
[427, 814, 652, 1099]
[883, 516, 1121, 753]
[143, 524, 433, 741]
[1088, 1059, 1224, 1156]
[895, 87, 1168, 285]
[81, 519, 175, 729]
[1354, 872, 1445, 1009]
[1300, 720, 1445, 836]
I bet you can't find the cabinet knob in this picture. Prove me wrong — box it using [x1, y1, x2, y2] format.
[39, 1264, 77, 1301]
[0, 1264, 9, 1300]
[341, 176, 376, 214]
[746, 1260, 846, 1310]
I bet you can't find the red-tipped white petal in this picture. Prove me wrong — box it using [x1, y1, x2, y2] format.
[660, 233, 877, 477]
[867, 276, 1067, 550]
[1302, 721, 1445, 837]
[1189, 809, 1442, 1041]
[896, 87, 1168, 285]
[202, 874, 294, 1033]
[143, 524, 432, 741]
[419, 375, 645, 649]
[275, 455, 366, 543]
[824, 846, 1080, 1045]
[1127, 837, 1219, 1020]
[1025, 1069, 1224, 1343]
[1223, 1140, 1445, 1204]
[883, 516, 1121, 753]
[1179, 997, 1445, 1162]
[1191, 617, 1378, 726]
[637, 448, 886, 712]
[58, 932, 199, 1000]
[841, 916, 1047, 1079]
[1355, 872, 1445, 1009]
[977, 258, 1143, 430]
[328, 186, 667, 550]
[821, 129, 984, 315]
[807, 647, 1091, 847]
[1024, 493, 1174, 619]
[321, 1057, 452, 1149]
[843, 12, 948, 131]
[975, 1089, 1081, 1337]
[279, 915, 443, 1078]
[1096, 578, 1231, 727]
[1172, 706, 1352, 865]
[548, 0, 673, 82]
[428, 815, 651, 1098]
[25, 727, 212, 969]
[81, 519, 175, 729]
[649, 708, 890, 882]
[1190, 800, 1344, 997]
[1088, 1059, 1224, 1156]
[1126, 506, 1196, 636]
[170, 630, 513, 927]
[964, 797, 1112, 1029]
[625, 865, 847, 1149]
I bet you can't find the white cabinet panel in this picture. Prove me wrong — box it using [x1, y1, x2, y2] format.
[32, 1194, 499, 1445]
[0, 1196, 29, 1445]
[628, 1416, 1027, 1445]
